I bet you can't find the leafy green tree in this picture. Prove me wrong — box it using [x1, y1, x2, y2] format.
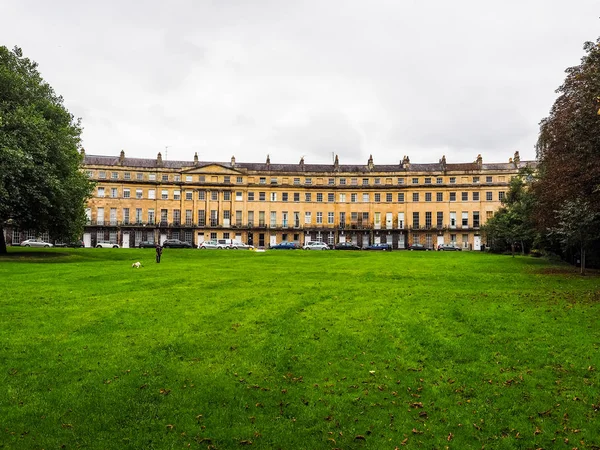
[551, 198, 600, 274]
[0, 46, 93, 254]
[482, 171, 537, 256]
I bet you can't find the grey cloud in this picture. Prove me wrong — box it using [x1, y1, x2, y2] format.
[3, 0, 599, 164]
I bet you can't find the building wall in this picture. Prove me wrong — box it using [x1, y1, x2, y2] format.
[65, 152, 532, 249]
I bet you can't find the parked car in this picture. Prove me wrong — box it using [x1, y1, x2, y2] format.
[96, 241, 120, 248]
[162, 239, 193, 248]
[270, 242, 299, 250]
[199, 240, 227, 249]
[20, 239, 53, 248]
[438, 244, 461, 251]
[229, 240, 254, 250]
[303, 241, 329, 250]
[334, 242, 361, 250]
[54, 240, 85, 248]
[364, 243, 393, 251]
[408, 243, 429, 251]
[138, 241, 157, 248]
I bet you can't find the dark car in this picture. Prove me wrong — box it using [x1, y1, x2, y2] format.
[334, 242, 361, 250]
[270, 242, 299, 250]
[54, 240, 85, 248]
[438, 245, 461, 251]
[161, 239, 193, 248]
[408, 243, 429, 251]
[364, 243, 393, 251]
[138, 241, 156, 248]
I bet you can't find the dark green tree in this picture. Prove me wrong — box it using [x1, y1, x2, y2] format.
[0, 46, 93, 254]
[535, 39, 600, 232]
[551, 198, 600, 274]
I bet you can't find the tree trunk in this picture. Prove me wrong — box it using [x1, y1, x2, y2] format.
[520, 240, 525, 255]
[0, 225, 7, 255]
[581, 246, 585, 275]
[511, 242, 515, 257]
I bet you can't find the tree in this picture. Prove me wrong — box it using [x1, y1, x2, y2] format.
[535, 39, 600, 232]
[0, 46, 93, 254]
[482, 171, 537, 256]
[551, 198, 600, 274]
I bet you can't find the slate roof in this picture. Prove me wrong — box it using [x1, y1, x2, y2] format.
[83, 154, 536, 173]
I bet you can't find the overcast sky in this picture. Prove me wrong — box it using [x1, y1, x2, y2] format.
[3, 0, 598, 165]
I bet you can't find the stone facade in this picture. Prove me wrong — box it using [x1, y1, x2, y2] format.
[5, 151, 535, 249]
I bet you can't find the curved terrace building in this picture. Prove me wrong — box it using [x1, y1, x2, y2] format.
[6, 150, 535, 249]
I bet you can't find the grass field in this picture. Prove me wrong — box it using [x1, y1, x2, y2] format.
[1, 248, 599, 449]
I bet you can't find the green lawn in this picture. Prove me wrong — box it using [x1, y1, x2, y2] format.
[1, 248, 599, 449]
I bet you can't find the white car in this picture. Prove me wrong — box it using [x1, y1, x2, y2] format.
[96, 241, 120, 248]
[20, 239, 53, 248]
[303, 241, 329, 250]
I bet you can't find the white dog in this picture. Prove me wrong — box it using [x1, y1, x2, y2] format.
[132, 261, 142, 268]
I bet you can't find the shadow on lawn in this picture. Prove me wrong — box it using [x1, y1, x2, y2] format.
[0, 251, 73, 263]
[533, 267, 599, 277]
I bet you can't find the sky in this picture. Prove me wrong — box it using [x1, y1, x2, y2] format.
[2, 0, 599, 165]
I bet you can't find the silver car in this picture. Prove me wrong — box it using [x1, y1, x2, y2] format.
[20, 239, 53, 248]
[303, 241, 329, 250]
[229, 241, 254, 250]
[199, 240, 226, 249]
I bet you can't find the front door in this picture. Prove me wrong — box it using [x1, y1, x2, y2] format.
[270, 235, 277, 246]
[160, 233, 167, 245]
[122, 232, 130, 248]
[398, 233, 405, 249]
[473, 235, 481, 251]
[83, 233, 91, 248]
[437, 235, 444, 249]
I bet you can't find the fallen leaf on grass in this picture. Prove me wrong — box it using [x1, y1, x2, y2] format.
[447, 433, 453, 441]
[159, 388, 171, 395]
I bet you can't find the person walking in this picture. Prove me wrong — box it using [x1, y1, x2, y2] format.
[155, 243, 163, 263]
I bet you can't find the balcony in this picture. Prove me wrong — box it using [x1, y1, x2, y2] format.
[409, 225, 447, 231]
